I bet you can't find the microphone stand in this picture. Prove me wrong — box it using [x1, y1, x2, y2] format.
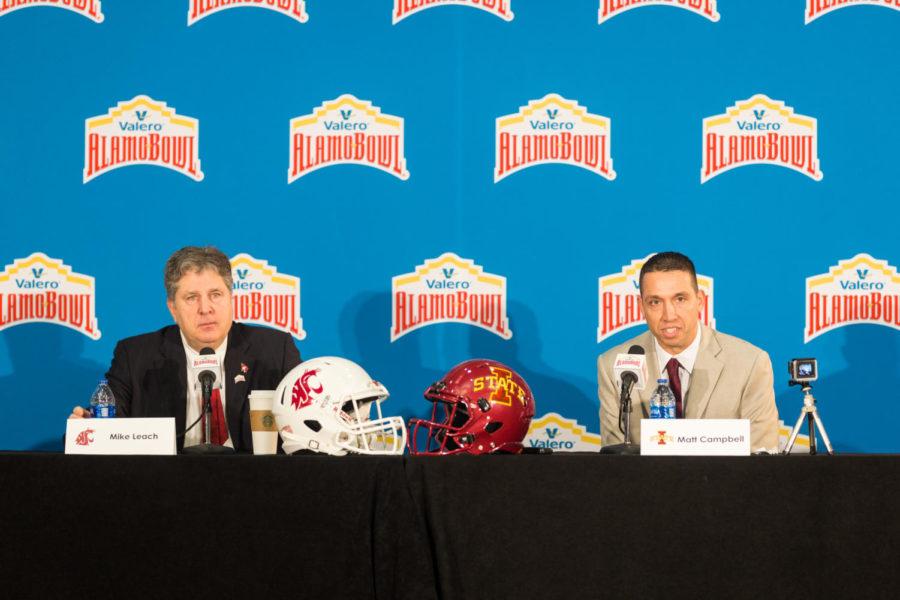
[183, 381, 235, 455]
[600, 380, 641, 455]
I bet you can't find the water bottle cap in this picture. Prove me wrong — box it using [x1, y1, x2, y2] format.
[99, 379, 108, 385]
[657, 378, 668, 384]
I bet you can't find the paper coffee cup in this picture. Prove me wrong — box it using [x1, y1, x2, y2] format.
[249, 390, 277, 455]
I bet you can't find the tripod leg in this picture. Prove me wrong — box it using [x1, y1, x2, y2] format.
[807, 412, 817, 455]
[783, 409, 808, 454]
[811, 410, 835, 455]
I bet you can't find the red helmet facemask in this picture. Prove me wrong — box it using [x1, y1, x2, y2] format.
[408, 359, 536, 455]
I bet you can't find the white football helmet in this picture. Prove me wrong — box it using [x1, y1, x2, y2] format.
[272, 357, 407, 456]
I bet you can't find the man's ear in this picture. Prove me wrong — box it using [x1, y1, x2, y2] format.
[696, 288, 707, 311]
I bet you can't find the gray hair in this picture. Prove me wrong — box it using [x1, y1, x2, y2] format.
[164, 246, 233, 299]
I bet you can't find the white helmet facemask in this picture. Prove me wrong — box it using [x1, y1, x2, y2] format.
[338, 394, 407, 455]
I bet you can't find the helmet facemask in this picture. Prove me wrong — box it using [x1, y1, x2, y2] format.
[409, 393, 470, 454]
[335, 393, 407, 455]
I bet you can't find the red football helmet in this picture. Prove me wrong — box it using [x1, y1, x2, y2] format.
[408, 359, 536, 455]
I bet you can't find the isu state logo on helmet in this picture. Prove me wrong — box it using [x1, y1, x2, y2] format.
[408, 359, 536, 455]
[271, 357, 407, 456]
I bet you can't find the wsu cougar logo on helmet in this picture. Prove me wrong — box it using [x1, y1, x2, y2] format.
[291, 369, 323, 409]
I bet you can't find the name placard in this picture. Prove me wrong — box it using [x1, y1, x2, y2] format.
[65, 418, 176, 455]
[640, 419, 750, 456]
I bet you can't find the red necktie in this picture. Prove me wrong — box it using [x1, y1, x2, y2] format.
[665, 358, 684, 419]
[203, 389, 229, 445]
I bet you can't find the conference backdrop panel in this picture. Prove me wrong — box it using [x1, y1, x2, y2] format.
[1, 0, 898, 451]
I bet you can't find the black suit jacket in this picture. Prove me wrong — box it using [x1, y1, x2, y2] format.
[105, 323, 301, 452]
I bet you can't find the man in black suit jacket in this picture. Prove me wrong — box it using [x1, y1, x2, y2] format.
[106, 322, 299, 451]
[71, 246, 301, 452]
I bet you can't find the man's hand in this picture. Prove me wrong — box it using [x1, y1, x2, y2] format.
[69, 406, 92, 419]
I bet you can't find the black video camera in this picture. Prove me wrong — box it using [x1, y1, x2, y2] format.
[787, 358, 817, 384]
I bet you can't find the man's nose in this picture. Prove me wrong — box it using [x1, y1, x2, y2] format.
[662, 301, 677, 320]
[198, 296, 214, 313]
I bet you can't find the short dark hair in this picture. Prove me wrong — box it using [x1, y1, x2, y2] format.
[164, 246, 233, 300]
[639, 252, 698, 294]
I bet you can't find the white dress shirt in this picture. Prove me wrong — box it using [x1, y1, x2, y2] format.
[652, 326, 702, 412]
[181, 333, 233, 448]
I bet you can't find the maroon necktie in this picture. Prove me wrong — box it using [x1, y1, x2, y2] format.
[665, 358, 684, 418]
[202, 389, 229, 445]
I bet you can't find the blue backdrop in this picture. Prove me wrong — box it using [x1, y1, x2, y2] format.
[1, 0, 898, 451]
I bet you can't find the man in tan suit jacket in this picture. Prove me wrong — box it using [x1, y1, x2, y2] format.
[598, 252, 779, 452]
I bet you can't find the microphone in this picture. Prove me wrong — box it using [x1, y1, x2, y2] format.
[600, 345, 646, 455]
[181, 347, 234, 454]
[193, 347, 219, 401]
[613, 345, 647, 399]
[195, 348, 219, 447]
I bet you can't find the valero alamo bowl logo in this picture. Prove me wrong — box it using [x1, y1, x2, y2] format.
[0, 253, 100, 339]
[394, 0, 513, 25]
[289, 94, 409, 183]
[495, 94, 615, 183]
[231, 254, 305, 340]
[84, 95, 203, 183]
[599, 0, 719, 25]
[188, 0, 308, 25]
[0, 0, 104, 22]
[805, 254, 900, 342]
[598, 255, 715, 343]
[806, 0, 900, 24]
[702, 94, 822, 184]
[392, 253, 510, 342]
[525, 413, 602, 452]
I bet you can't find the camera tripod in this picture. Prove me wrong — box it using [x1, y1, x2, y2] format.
[783, 381, 834, 455]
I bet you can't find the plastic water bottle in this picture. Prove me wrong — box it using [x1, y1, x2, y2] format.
[90, 379, 116, 418]
[660, 382, 677, 419]
[649, 379, 675, 419]
[649, 378, 666, 419]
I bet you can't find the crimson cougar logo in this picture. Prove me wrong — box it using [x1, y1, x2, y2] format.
[291, 369, 323, 409]
[75, 429, 95, 446]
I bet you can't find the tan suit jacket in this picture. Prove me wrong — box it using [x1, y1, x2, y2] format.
[598, 324, 779, 452]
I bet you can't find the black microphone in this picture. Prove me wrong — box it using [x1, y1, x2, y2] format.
[198, 347, 217, 403]
[197, 347, 218, 448]
[182, 347, 234, 454]
[600, 344, 646, 455]
[179, 348, 219, 440]
[619, 345, 645, 398]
